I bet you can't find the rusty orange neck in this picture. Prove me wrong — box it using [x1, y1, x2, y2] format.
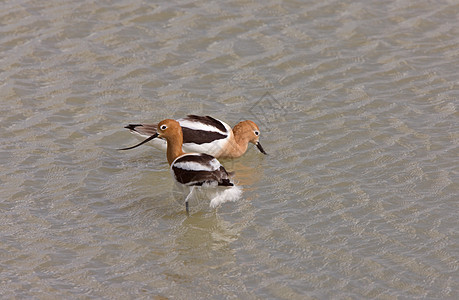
[165, 129, 185, 165]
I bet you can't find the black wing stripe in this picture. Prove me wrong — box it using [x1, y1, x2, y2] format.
[172, 168, 233, 186]
[186, 115, 227, 133]
[182, 128, 227, 144]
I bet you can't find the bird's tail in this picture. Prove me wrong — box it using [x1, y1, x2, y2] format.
[209, 185, 242, 208]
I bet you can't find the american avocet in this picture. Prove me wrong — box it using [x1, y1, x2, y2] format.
[120, 115, 267, 158]
[135, 119, 242, 213]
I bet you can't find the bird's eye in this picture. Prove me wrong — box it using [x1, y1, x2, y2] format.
[160, 125, 167, 130]
[254, 130, 259, 136]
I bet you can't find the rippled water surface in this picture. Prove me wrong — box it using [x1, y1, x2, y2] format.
[1, 0, 458, 298]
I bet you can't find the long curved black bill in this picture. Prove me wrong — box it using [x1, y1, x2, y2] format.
[118, 133, 159, 150]
[256, 141, 267, 155]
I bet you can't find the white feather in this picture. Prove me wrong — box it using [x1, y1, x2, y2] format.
[209, 185, 242, 208]
[183, 139, 229, 156]
[173, 159, 220, 172]
[178, 118, 228, 135]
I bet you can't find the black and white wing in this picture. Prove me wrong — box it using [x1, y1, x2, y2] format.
[171, 153, 233, 187]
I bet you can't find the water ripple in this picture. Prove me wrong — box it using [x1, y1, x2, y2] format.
[1, 0, 458, 298]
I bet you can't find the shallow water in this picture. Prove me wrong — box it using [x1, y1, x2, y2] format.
[1, 0, 458, 298]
